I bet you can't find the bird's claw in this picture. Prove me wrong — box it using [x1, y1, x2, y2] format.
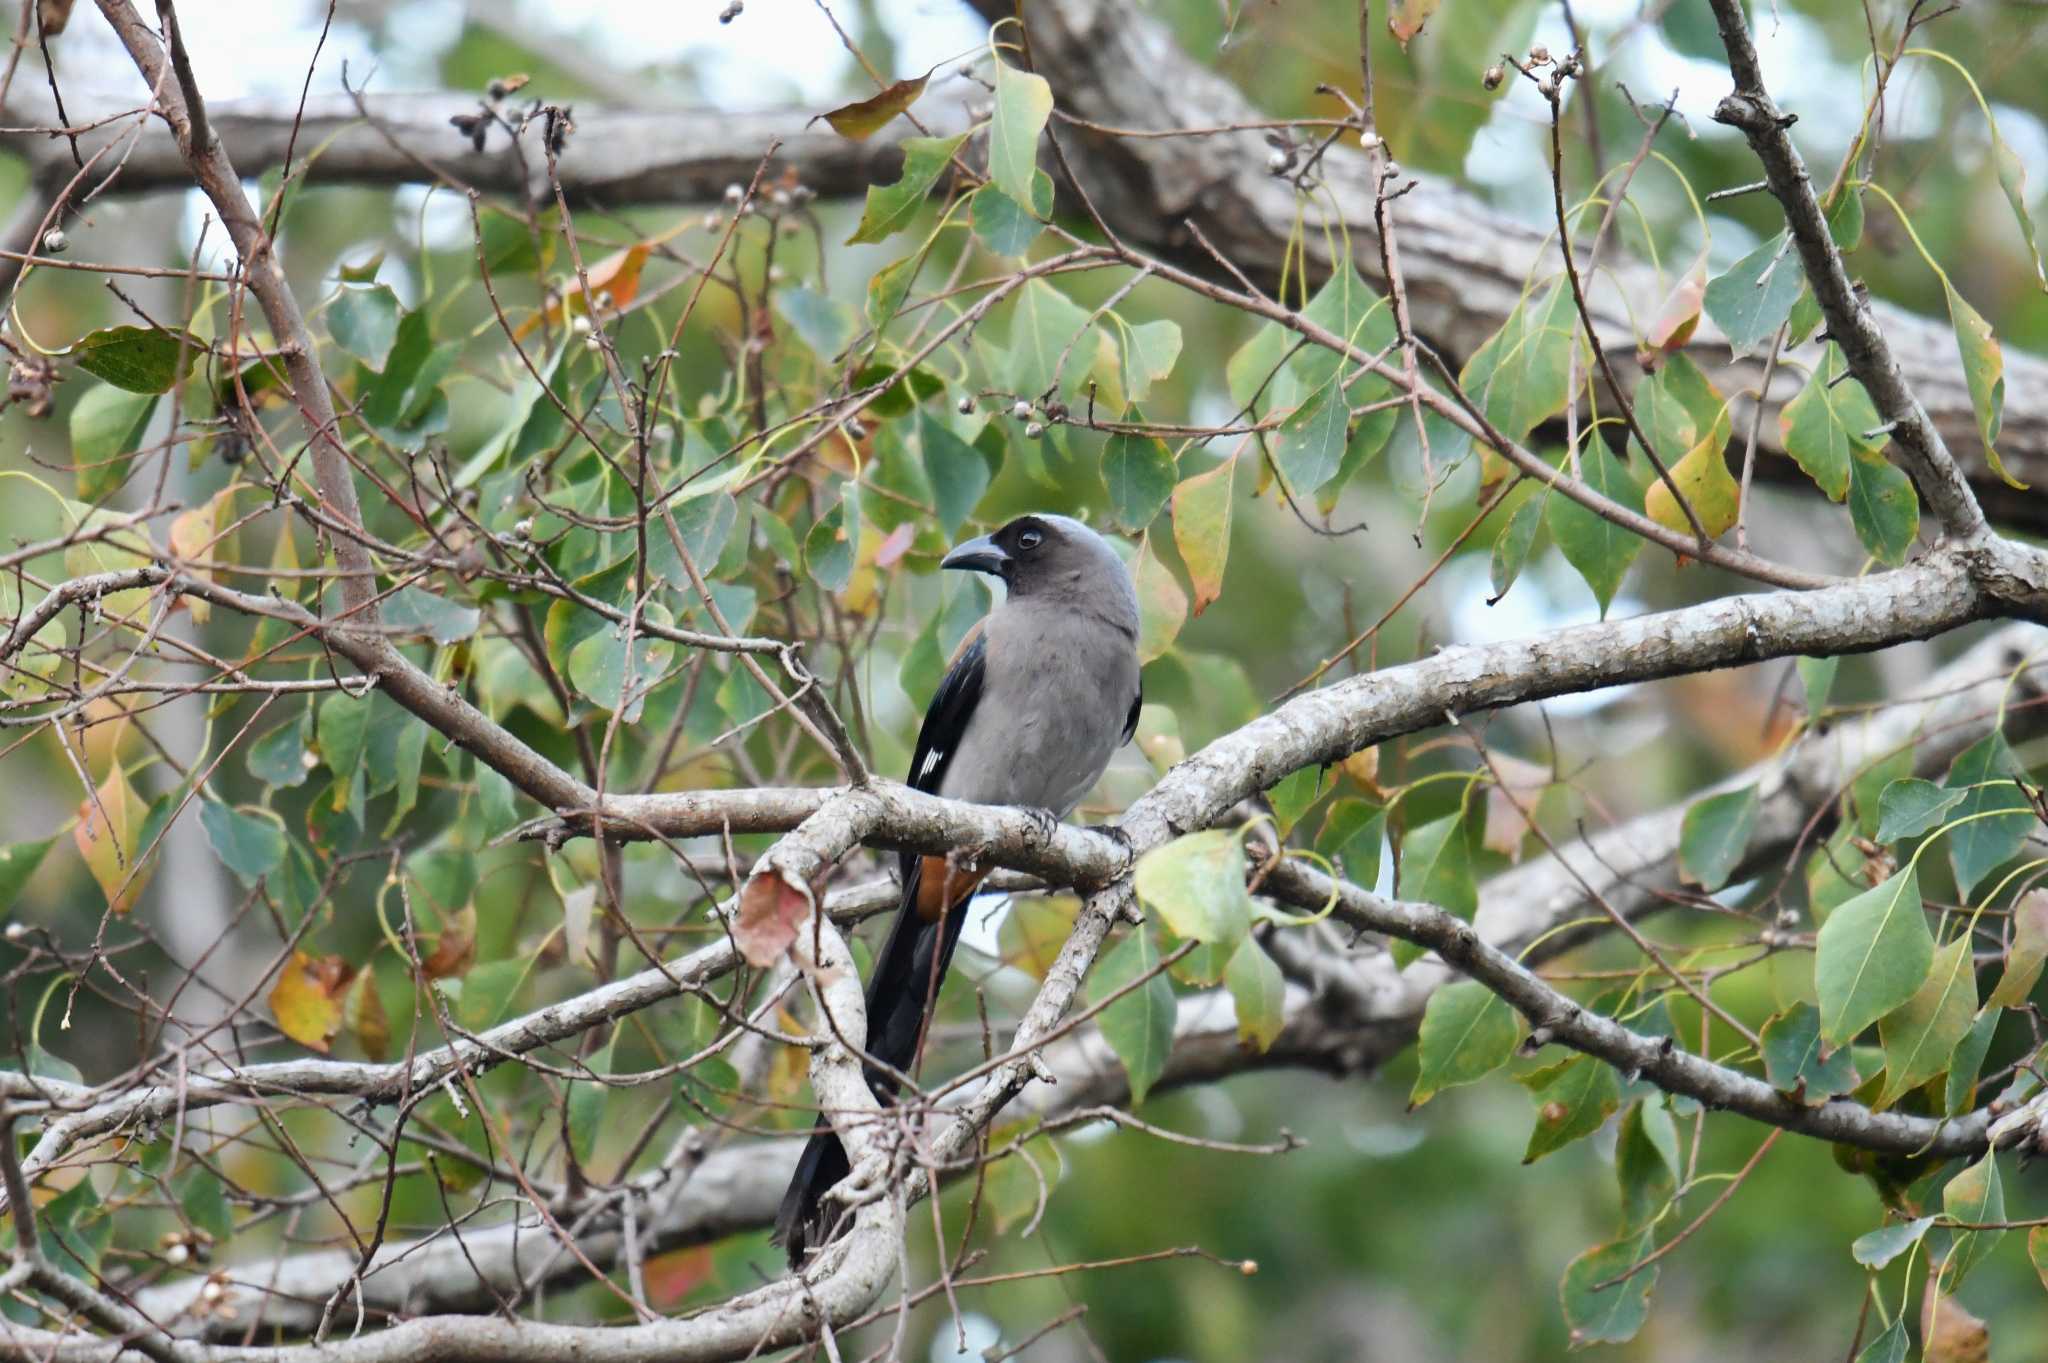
[1022, 806, 1059, 844]
[1082, 821, 1134, 850]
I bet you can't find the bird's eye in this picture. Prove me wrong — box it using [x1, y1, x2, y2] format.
[1017, 528, 1043, 551]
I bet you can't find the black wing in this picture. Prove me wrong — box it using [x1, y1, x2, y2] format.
[1120, 681, 1142, 747]
[900, 627, 986, 878]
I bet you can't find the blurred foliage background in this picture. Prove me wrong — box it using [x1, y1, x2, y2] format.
[3, 0, 2048, 1360]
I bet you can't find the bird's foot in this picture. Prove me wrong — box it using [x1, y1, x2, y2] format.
[1020, 806, 1060, 845]
[1081, 821, 1134, 850]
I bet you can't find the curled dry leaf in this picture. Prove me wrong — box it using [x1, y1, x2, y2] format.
[1638, 254, 1708, 372]
[73, 763, 151, 915]
[814, 71, 931, 140]
[735, 867, 812, 967]
[1387, 0, 1440, 49]
[421, 904, 478, 979]
[1920, 1278, 1989, 1363]
[514, 242, 653, 340]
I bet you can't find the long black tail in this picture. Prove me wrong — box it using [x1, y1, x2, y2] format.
[773, 862, 969, 1264]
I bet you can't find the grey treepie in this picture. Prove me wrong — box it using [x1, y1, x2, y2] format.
[773, 513, 1143, 1264]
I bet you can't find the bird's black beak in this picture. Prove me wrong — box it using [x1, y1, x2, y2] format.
[940, 532, 1012, 577]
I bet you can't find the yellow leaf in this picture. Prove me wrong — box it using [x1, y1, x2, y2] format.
[1342, 746, 1382, 796]
[1171, 455, 1234, 618]
[268, 950, 350, 1052]
[346, 969, 390, 1061]
[78, 694, 136, 779]
[1644, 434, 1740, 544]
[168, 484, 235, 623]
[816, 72, 931, 140]
[72, 763, 151, 914]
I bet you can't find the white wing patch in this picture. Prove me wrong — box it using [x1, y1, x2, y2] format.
[918, 748, 945, 781]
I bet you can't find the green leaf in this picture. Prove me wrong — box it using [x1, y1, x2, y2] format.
[1703, 231, 1804, 357]
[1939, 1154, 2003, 1292]
[989, 56, 1054, 212]
[1873, 777, 1964, 844]
[1488, 492, 1543, 603]
[1987, 889, 2048, 1009]
[1090, 929, 1175, 1104]
[1224, 937, 1285, 1051]
[1293, 262, 1392, 391]
[1398, 805, 1466, 914]
[198, 801, 286, 883]
[1615, 1100, 1678, 1231]
[327, 285, 401, 370]
[818, 72, 930, 139]
[566, 1031, 616, 1167]
[39, 1178, 110, 1280]
[650, 491, 741, 589]
[1797, 655, 1839, 717]
[1779, 344, 1880, 502]
[1760, 1002, 1857, 1102]
[1523, 1055, 1620, 1163]
[1852, 1318, 1906, 1363]
[1946, 282, 2022, 488]
[1548, 445, 1643, 617]
[1877, 933, 1976, 1107]
[70, 384, 158, 501]
[383, 586, 480, 644]
[1845, 446, 1918, 567]
[1394, 810, 1475, 969]
[1851, 1215, 1936, 1269]
[1410, 979, 1521, 1107]
[568, 604, 678, 723]
[1945, 1006, 1999, 1114]
[0, 837, 55, 914]
[1678, 785, 1758, 892]
[1006, 279, 1092, 401]
[69, 325, 202, 394]
[1111, 320, 1183, 409]
[1133, 829, 1251, 945]
[1275, 380, 1350, 497]
[1266, 765, 1329, 838]
[1101, 430, 1176, 531]
[1943, 731, 2035, 900]
[848, 133, 966, 245]
[970, 174, 1051, 256]
[455, 957, 524, 1031]
[777, 287, 857, 360]
[804, 490, 859, 592]
[1815, 868, 1932, 1047]
[1559, 1232, 1655, 1347]
[1225, 321, 1302, 415]
[316, 693, 372, 789]
[1316, 798, 1384, 892]
[918, 414, 990, 535]
[177, 1166, 233, 1245]
[865, 253, 920, 327]
[1458, 282, 1578, 439]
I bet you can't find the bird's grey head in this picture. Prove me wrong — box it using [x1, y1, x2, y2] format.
[940, 514, 1138, 633]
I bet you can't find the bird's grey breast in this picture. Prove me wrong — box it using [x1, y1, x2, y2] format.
[936, 600, 1139, 815]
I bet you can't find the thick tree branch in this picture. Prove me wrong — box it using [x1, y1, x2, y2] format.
[8, 27, 2048, 526]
